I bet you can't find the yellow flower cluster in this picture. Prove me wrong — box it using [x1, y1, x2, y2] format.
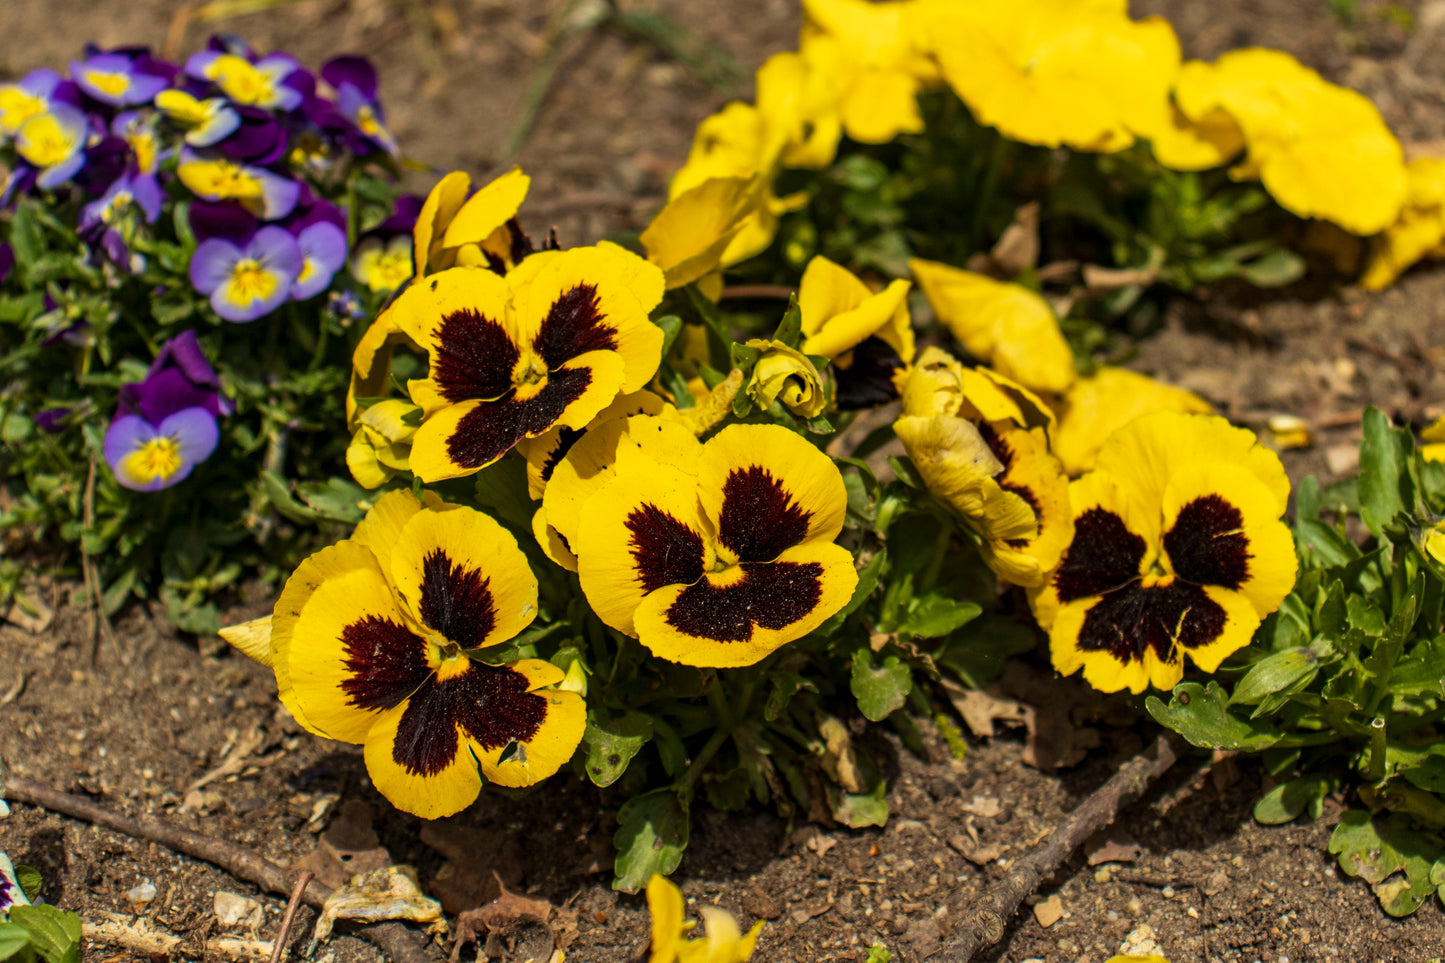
[644, 0, 1416, 294]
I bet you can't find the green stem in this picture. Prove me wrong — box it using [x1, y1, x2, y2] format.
[676, 724, 731, 795]
[1364, 716, 1387, 783]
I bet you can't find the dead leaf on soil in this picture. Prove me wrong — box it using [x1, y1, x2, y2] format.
[940, 680, 1028, 739]
[1033, 894, 1064, 928]
[999, 662, 1102, 769]
[948, 834, 1004, 865]
[789, 902, 833, 925]
[309, 865, 447, 951]
[961, 795, 1002, 818]
[183, 724, 266, 807]
[452, 874, 556, 963]
[817, 712, 867, 794]
[4, 591, 53, 634]
[966, 202, 1040, 279]
[291, 799, 392, 890]
[213, 890, 264, 935]
[1087, 838, 1145, 866]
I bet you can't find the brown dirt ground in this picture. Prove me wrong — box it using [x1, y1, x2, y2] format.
[5, 1, 1445, 961]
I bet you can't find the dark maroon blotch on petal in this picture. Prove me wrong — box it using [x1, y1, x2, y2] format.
[391, 662, 547, 775]
[1164, 494, 1250, 590]
[444, 366, 592, 469]
[1075, 580, 1227, 666]
[1053, 507, 1145, 603]
[626, 504, 706, 593]
[532, 283, 617, 370]
[717, 466, 813, 563]
[665, 561, 824, 643]
[432, 308, 520, 404]
[341, 615, 431, 711]
[418, 548, 497, 649]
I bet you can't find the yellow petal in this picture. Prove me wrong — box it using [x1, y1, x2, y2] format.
[217, 615, 273, 668]
[441, 166, 530, 250]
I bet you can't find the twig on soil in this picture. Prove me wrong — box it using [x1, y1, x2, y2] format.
[269, 870, 313, 963]
[6, 776, 441, 963]
[0, 671, 25, 706]
[934, 733, 1184, 963]
[85, 910, 274, 959]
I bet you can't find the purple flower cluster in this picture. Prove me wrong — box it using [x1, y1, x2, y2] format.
[104, 331, 230, 490]
[0, 38, 408, 321]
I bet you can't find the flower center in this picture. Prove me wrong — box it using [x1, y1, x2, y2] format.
[229, 259, 277, 304]
[129, 436, 183, 482]
[84, 70, 131, 99]
[1140, 572, 1175, 590]
[512, 355, 549, 392]
[212, 56, 276, 105]
[18, 116, 79, 167]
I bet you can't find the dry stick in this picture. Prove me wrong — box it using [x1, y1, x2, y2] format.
[718, 284, 795, 301]
[269, 870, 313, 963]
[6, 777, 440, 963]
[935, 733, 1184, 963]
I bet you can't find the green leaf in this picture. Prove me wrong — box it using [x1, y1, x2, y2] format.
[1236, 247, 1306, 288]
[1253, 776, 1330, 825]
[851, 648, 912, 722]
[5, 905, 80, 963]
[260, 471, 323, 523]
[1229, 646, 1321, 716]
[1390, 635, 1445, 698]
[583, 712, 653, 788]
[864, 946, 892, 963]
[1359, 407, 1408, 536]
[612, 788, 689, 893]
[1146, 682, 1283, 751]
[0, 924, 36, 963]
[1402, 755, 1445, 794]
[296, 477, 369, 524]
[770, 294, 803, 347]
[764, 671, 817, 722]
[471, 457, 535, 533]
[828, 777, 888, 828]
[12, 867, 41, 903]
[653, 314, 684, 357]
[897, 594, 981, 639]
[1329, 810, 1445, 917]
[934, 615, 1037, 688]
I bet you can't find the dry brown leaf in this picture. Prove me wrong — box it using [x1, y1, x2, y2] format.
[4, 592, 53, 634]
[961, 795, 1003, 818]
[817, 712, 867, 794]
[1087, 838, 1144, 866]
[291, 799, 391, 890]
[421, 821, 525, 913]
[452, 875, 556, 963]
[940, 680, 1029, 739]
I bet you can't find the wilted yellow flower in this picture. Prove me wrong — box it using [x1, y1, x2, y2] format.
[744, 339, 828, 418]
[1051, 366, 1213, 475]
[412, 167, 531, 277]
[1362, 157, 1445, 290]
[914, 0, 1182, 152]
[647, 874, 764, 963]
[908, 258, 1075, 395]
[799, 0, 937, 145]
[1174, 49, 1406, 235]
[346, 399, 422, 489]
[896, 349, 1072, 587]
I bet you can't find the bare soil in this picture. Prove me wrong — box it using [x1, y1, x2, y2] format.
[4, 2, 1445, 961]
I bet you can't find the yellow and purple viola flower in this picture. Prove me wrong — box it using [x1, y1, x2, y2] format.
[69, 48, 171, 107]
[577, 423, 858, 668]
[285, 194, 349, 301]
[1030, 412, 1297, 694]
[176, 146, 300, 220]
[228, 490, 585, 819]
[111, 110, 166, 176]
[0, 68, 75, 142]
[0, 852, 32, 914]
[189, 225, 304, 322]
[185, 44, 304, 112]
[14, 103, 90, 190]
[154, 88, 241, 147]
[382, 242, 666, 481]
[79, 171, 163, 271]
[321, 56, 399, 159]
[106, 331, 230, 492]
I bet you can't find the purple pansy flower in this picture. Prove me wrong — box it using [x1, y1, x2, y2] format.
[70, 50, 169, 107]
[215, 105, 286, 164]
[185, 45, 303, 112]
[112, 110, 168, 174]
[153, 90, 239, 148]
[35, 407, 73, 433]
[104, 408, 219, 491]
[189, 200, 259, 244]
[321, 56, 398, 158]
[190, 226, 304, 322]
[0, 853, 32, 912]
[118, 329, 233, 421]
[82, 171, 162, 228]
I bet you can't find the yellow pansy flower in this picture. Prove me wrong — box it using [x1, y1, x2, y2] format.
[743, 339, 827, 418]
[1051, 366, 1213, 475]
[647, 875, 764, 963]
[1031, 412, 1296, 694]
[1362, 157, 1445, 290]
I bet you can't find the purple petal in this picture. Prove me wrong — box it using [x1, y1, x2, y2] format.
[322, 56, 378, 101]
[291, 221, 347, 299]
[183, 50, 222, 81]
[131, 174, 163, 222]
[187, 102, 241, 147]
[253, 168, 300, 220]
[377, 194, 423, 234]
[132, 369, 211, 424]
[36, 152, 85, 190]
[105, 415, 161, 489]
[35, 407, 70, 433]
[20, 68, 63, 99]
[151, 329, 218, 387]
[190, 238, 241, 295]
[159, 407, 220, 467]
[189, 201, 257, 244]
